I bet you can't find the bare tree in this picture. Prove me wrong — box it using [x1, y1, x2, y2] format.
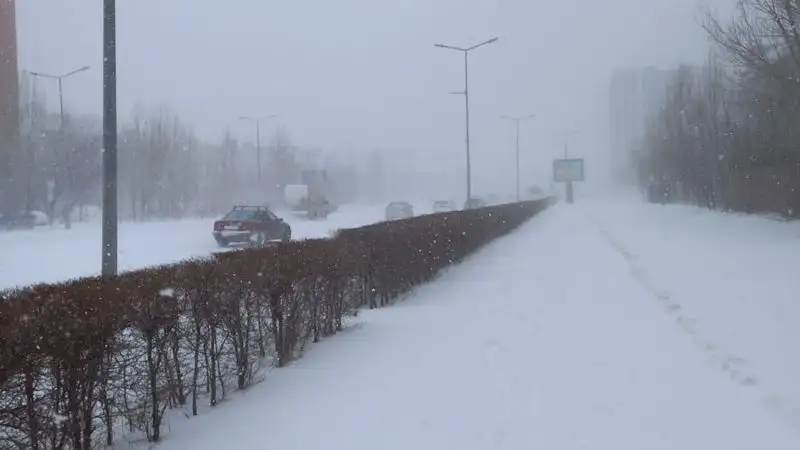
[703, 0, 800, 99]
[119, 107, 201, 220]
[38, 123, 101, 229]
[265, 127, 299, 203]
[637, 0, 800, 216]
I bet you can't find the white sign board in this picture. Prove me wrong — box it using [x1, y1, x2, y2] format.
[553, 158, 585, 182]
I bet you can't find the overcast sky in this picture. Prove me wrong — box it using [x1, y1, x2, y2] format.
[16, 0, 730, 196]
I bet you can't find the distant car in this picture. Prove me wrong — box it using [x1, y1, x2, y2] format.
[528, 185, 545, 196]
[385, 201, 414, 221]
[463, 197, 487, 210]
[213, 205, 291, 247]
[525, 185, 546, 200]
[0, 211, 37, 231]
[486, 194, 501, 206]
[308, 197, 334, 220]
[432, 200, 456, 214]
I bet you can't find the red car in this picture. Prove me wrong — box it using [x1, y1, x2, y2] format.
[213, 205, 292, 247]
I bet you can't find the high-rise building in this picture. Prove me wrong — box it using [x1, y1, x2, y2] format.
[0, 0, 19, 210]
[608, 67, 674, 183]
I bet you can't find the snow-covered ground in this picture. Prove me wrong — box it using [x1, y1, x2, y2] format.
[582, 195, 800, 435]
[148, 198, 800, 449]
[0, 204, 392, 289]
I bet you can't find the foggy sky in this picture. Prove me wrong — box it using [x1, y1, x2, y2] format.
[16, 0, 729, 196]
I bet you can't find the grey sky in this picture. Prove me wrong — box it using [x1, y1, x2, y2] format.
[17, 0, 728, 195]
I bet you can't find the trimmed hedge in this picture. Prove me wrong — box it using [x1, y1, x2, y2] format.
[0, 199, 551, 448]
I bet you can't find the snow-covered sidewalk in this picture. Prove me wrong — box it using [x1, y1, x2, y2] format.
[155, 202, 799, 450]
[583, 196, 800, 434]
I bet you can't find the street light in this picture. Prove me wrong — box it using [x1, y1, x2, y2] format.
[102, 0, 117, 277]
[239, 115, 277, 182]
[501, 113, 535, 201]
[30, 65, 90, 130]
[434, 36, 498, 202]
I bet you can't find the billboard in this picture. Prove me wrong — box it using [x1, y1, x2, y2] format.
[553, 158, 585, 182]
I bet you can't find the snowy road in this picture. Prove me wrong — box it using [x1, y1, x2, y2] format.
[154, 201, 800, 450]
[0, 204, 388, 289]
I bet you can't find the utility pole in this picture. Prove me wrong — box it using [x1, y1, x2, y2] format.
[256, 120, 261, 180]
[501, 113, 535, 201]
[434, 37, 498, 202]
[239, 115, 277, 182]
[563, 128, 579, 204]
[101, 0, 118, 277]
[0, 0, 19, 215]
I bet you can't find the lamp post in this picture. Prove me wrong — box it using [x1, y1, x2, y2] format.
[31, 66, 91, 230]
[102, 0, 117, 277]
[30, 65, 90, 130]
[239, 115, 277, 182]
[501, 113, 535, 201]
[563, 127, 579, 204]
[434, 36, 498, 202]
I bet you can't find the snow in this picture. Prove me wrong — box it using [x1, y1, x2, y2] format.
[582, 195, 800, 433]
[0, 204, 388, 289]
[150, 199, 800, 450]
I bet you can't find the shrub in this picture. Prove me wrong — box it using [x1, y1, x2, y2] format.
[0, 199, 551, 448]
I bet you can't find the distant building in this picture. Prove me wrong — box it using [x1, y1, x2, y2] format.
[608, 67, 675, 183]
[0, 0, 19, 210]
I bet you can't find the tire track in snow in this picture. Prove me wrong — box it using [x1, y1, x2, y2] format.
[584, 212, 800, 436]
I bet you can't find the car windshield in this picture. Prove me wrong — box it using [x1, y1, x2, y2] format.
[222, 209, 258, 221]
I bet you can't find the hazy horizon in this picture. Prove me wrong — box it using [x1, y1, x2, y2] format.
[16, 0, 730, 196]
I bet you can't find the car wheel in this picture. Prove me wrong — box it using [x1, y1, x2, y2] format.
[216, 238, 229, 248]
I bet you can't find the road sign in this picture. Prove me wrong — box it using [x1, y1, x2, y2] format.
[553, 158, 584, 183]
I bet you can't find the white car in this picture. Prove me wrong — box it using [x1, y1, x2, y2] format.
[432, 200, 456, 213]
[385, 201, 414, 221]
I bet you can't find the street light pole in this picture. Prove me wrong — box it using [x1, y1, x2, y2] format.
[434, 36, 498, 202]
[31, 65, 91, 230]
[102, 0, 117, 277]
[58, 78, 63, 128]
[30, 65, 90, 131]
[239, 115, 277, 182]
[256, 120, 261, 181]
[463, 51, 471, 202]
[563, 128, 579, 204]
[501, 113, 535, 202]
